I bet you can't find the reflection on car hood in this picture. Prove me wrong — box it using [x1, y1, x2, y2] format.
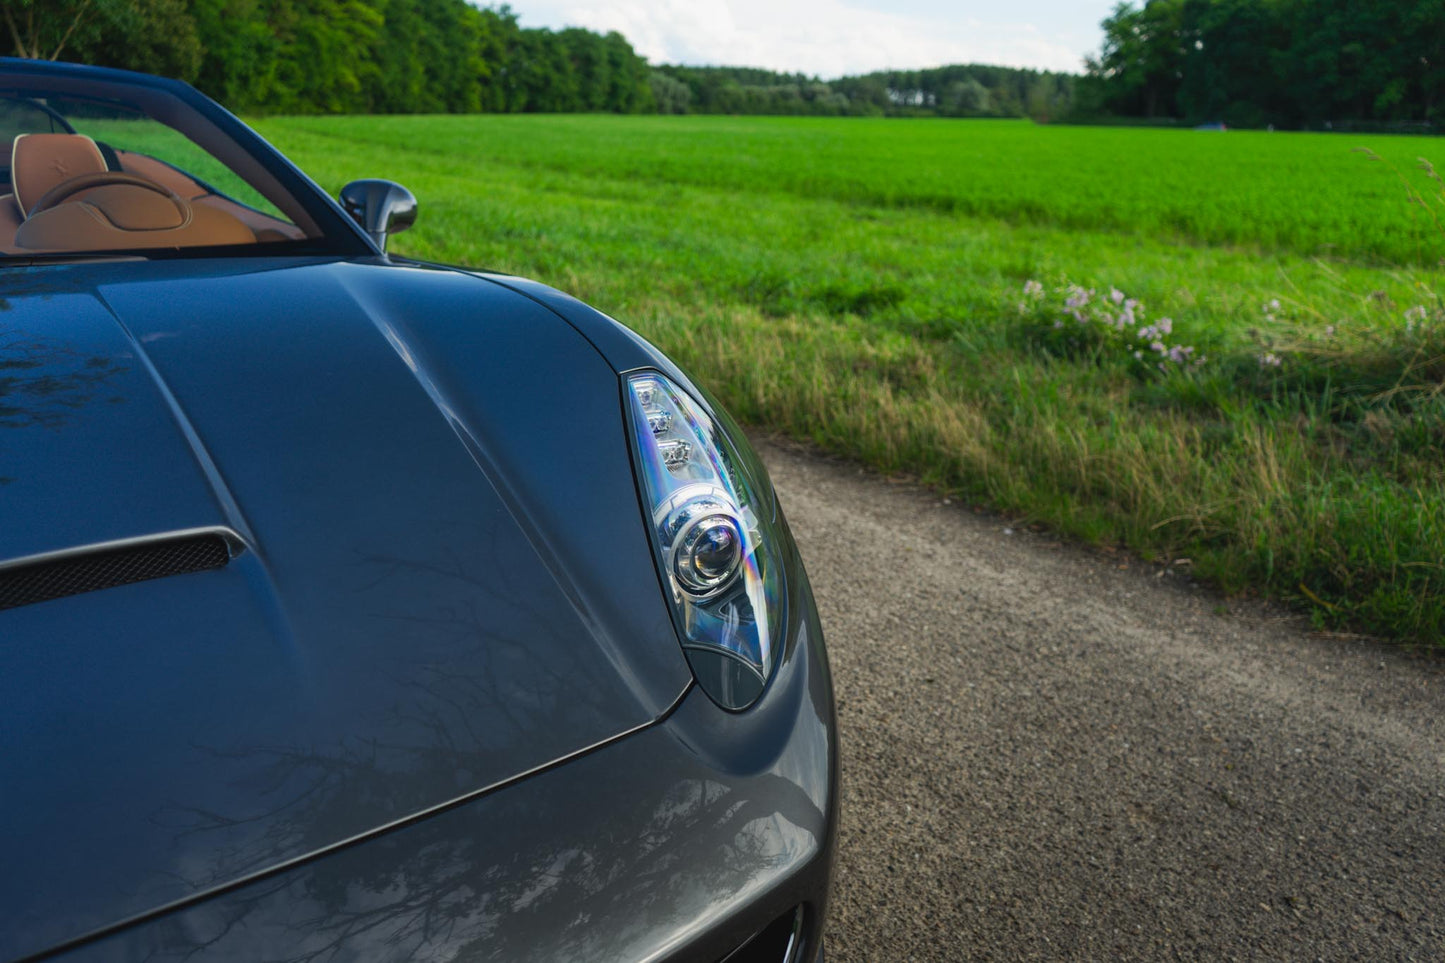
[0, 257, 691, 961]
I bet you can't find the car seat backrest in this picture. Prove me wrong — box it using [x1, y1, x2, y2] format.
[11, 133, 108, 217]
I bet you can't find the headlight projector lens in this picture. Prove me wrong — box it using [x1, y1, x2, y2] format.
[626, 372, 787, 710]
[673, 509, 743, 596]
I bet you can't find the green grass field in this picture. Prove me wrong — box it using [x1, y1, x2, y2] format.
[255, 115, 1445, 646]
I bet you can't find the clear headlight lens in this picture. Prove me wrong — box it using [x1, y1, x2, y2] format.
[626, 372, 784, 710]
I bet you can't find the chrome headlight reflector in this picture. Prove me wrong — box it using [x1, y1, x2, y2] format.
[626, 372, 784, 710]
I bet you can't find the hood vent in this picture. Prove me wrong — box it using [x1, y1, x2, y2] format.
[0, 531, 234, 612]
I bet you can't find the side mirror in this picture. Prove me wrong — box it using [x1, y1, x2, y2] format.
[339, 179, 417, 252]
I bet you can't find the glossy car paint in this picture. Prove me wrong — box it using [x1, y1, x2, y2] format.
[45, 532, 834, 962]
[0, 60, 835, 963]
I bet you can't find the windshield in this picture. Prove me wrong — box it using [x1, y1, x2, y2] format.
[0, 67, 366, 261]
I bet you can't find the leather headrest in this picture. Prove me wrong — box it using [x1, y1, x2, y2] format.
[11, 133, 108, 217]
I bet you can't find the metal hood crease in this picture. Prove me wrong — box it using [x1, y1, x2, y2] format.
[0, 257, 691, 959]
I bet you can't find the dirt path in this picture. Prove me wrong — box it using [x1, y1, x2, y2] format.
[757, 439, 1445, 961]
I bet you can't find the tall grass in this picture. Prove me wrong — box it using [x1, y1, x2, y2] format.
[636, 295, 1445, 645]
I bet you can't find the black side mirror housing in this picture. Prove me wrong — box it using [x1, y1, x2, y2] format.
[339, 179, 417, 252]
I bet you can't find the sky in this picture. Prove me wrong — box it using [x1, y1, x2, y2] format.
[509, 1, 1118, 78]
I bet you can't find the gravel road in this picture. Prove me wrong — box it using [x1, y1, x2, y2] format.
[757, 439, 1445, 961]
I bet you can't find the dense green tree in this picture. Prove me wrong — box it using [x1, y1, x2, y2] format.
[2, 0, 654, 116]
[269, 0, 383, 113]
[4, 0, 202, 79]
[1407, 0, 1445, 122]
[188, 0, 281, 105]
[649, 70, 690, 114]
[602, 31, 653, 113]
[941, 78, 991, 116]
[1081, 0, 1188, 118]
[1171, 0, 1289, 126]
[2, 0, 106, 61]
[1084, 0, 1445, 127]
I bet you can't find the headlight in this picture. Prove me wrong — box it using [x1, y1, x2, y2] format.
[626, 372, 785, 710]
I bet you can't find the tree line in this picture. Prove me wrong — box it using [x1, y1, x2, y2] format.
[5, 0, 1073, 119]
[651, 65, 1076, 120]
[8, 0, 1440, 129]
[1081, 0, 1444, 129]
[3, 0, 655, 114]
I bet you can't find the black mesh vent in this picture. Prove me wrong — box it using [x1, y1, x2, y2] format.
[0, 533, 231, 611]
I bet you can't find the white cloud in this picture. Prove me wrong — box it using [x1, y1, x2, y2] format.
[513, 0, 1088, 77]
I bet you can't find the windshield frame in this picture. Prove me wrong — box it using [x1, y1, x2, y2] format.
[0, 58, 376, 262]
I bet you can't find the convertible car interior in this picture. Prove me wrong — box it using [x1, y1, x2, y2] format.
[0, 129, 303, 254]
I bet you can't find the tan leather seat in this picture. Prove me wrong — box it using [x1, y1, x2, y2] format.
[116, 150, 206, 201]
[7, 132, 257, 252]
[11, 133, 109, 217]
[14, 183, 255, 252]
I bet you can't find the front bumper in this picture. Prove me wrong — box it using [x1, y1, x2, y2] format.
[45, 530, 837, 963]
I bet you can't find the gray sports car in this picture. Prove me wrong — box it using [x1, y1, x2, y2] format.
[0, 59, 836, 962]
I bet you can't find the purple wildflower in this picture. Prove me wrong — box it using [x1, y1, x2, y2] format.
[1031, 277, 1204, 374]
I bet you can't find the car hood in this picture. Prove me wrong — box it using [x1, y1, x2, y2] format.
[0, 257, 691, 960]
